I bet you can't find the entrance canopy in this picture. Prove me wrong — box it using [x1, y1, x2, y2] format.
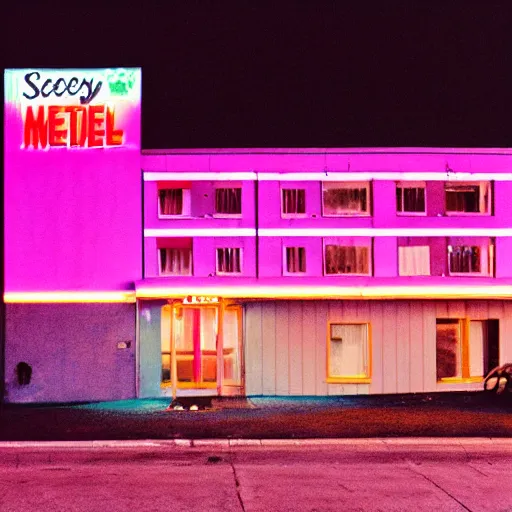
[135, 277, 512, 300]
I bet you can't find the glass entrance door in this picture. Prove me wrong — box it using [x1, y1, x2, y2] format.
[220, 305, 244, 394]
[160, 301, 244, 396]
[173, 305, 218, 387]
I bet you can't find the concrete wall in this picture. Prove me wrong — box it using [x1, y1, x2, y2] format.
[4, 303, 136, 403]
[244, 299, 512, 396]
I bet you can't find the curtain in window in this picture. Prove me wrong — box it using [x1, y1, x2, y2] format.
[329, 324, 367, 377]
[217, 248, 241, 273]
[396, 187, 425, 212]
[436, 320, 462, 379]
[323, 188, 367, 214]
[325, 245, 369, 274]
[286, 247, 306, 273]
[282, 189, 306, 214]
[398, 246, 430, 276]
[469, 320, 486, 377]
[215, 188, 242, 214]
[448, 246, 481, 273]
[159, 189, 183, 215]
[446, 186, 480, 212]
[160, 248, 191, 275]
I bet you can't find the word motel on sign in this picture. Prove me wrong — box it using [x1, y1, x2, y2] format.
[23, 104, 123, 149]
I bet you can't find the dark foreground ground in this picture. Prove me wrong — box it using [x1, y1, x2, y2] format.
[1, 392, 511, 441]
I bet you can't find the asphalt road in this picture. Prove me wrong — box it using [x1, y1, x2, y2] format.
[1, 440, 512, 511]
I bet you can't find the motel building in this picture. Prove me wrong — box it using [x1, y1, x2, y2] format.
[4, 68, 512, 404]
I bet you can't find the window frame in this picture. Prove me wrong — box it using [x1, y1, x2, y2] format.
[436, 318, 487, 384]
[447, 242, 494, 277]
[216, 247, 243, 275]
[323, 243, 372, 276]
[157, 188, 192, 218]
[321, 181, 371, 217]
[396, 181, 427, 216]
[281, 188, 307, 218]
[326, 322, 372, 384]
[213, 187, 243, 218]
[282, 246, 307, 275]
[158, 247, 193, 276]
[445, 181, 492, 216]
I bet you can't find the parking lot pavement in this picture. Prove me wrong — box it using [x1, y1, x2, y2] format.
[1, 392, 512, 441]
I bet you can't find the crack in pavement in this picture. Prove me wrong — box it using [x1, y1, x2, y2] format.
[459, 444, 489, 477]
[228, 452, 246, 512]
[405, 460, 473, 512]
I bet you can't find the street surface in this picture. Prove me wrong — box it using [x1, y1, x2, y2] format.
[1, 440, 512, 511]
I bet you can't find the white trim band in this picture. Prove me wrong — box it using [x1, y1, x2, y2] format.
[144, 171, 512, 182]
[144, 228, 257, 237]
[144, 172, 257, 181]
[145, 228, 512, 238]
[259, 228, 512, 237]
[258, 172, 512, 182]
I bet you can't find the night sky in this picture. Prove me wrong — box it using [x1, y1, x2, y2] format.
[2, 2, 512, 149]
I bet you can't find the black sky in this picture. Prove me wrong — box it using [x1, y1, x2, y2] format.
[2, 2, 512, 149]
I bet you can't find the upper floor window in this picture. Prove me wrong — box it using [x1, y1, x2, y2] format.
[445, 182, 491, 215]
[216, 248, 242, 274]
[284, 247, 306, 274]
[158, 188, 191, 217]
[215, 188, 242, 216]
[396, 182, 426, 215]
[447, 242, 494, 276]
[159, 247, 192, 276]
[322, 182, 370, 216]
[282, 189, 306, 216]
[398, 245, 430, 276]
[324, 245, 371, 275]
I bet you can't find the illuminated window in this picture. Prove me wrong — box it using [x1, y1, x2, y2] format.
[396, 183, 426, 214]
[215, 188, 242, 216]
[158, 188, 191, 217]
[445, 182, 491, 215]
[398, 246, 430, 276]
[328, 323, 370, 381]
[447, 242, 494, 276]
[322, 182, 370, 216]
[436, 319, 499, 381]
[281, 189, 306, 216]
[284, 247, 306, 274]
[324, 245, 371, 275]
[216, 248, 242, 274]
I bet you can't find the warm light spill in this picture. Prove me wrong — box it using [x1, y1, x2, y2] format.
[4, 291, 137, 303]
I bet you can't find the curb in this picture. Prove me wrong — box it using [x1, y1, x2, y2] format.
[1, 437, 512, 448]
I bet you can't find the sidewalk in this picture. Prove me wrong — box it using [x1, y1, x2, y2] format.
[0, 392, 511, 442]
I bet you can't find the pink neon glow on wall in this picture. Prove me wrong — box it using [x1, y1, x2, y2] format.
[4, 68, 142, 292]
